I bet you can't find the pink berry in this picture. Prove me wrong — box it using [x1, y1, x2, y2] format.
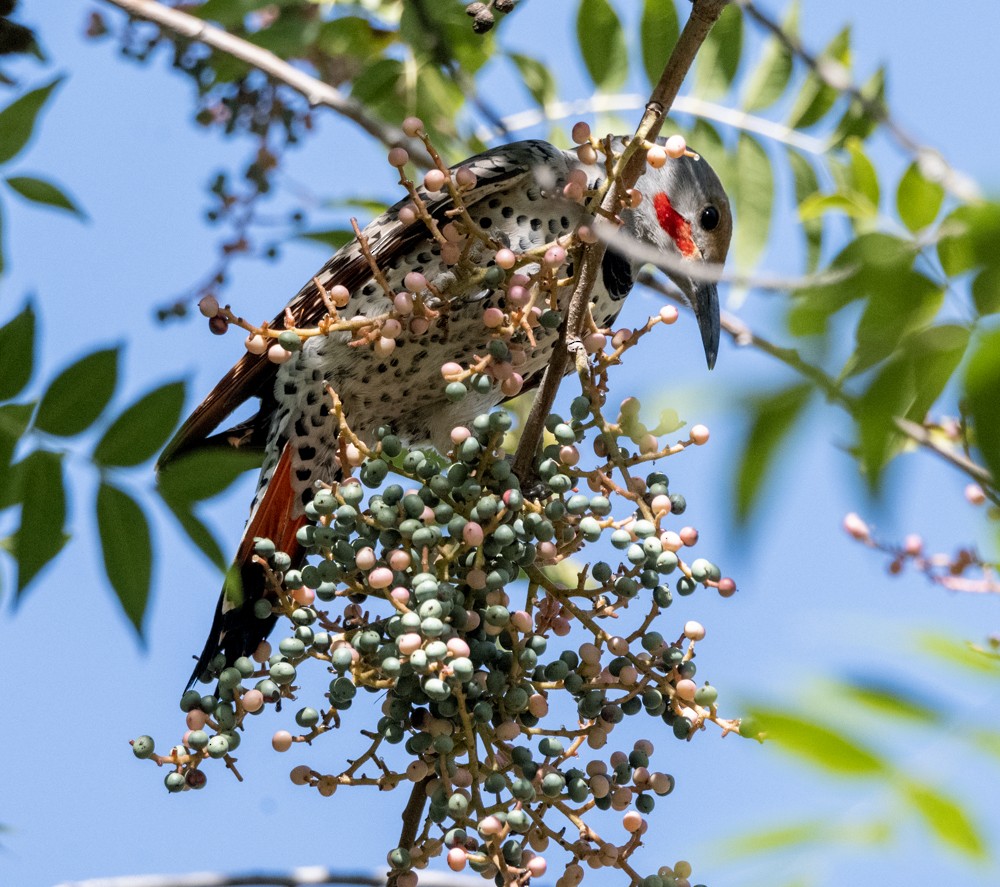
[576, 143, 597, 165]
[441, 243, 460, 265]
[242, 689, 264, 713]
[463, 522, 484, 546]
[291, 586, 314, 605]
[563, 182, 584, 202]
[683, 620, 706, 641]
[267, 343, 292, 364]
[401, 116, 424, 137]
[577, 224, 598, 244]
[423, 169, 446, 192]
[393, 292, 413, 314]
[501, 374, 523, 396]
[409, 317, 429, 334]
[583, 332, 607, 353]
[665, 134, 687, 158]
[507, 284, 529, 306]
[253, 640, 271, 662]
[447, 848, 467, 872]
[245, 334, 267, 355]
[455, 167, 477, 188]
[495, 248, 516, 269]
[451, 425, 471, 444]
[690, 424, 710, 445]
[483, 307, 504, 328]
[368, 567, 394, 589]
[717, 577, 737, 597]
[843, 512, 870, 541]
[679, 526, 699, 546]
[272, 731, 293, 752]
[398, 205, 417, 226]
[398, 633, 423, 655]
[646, 145, 667, 168]
[290, 764, 311, 785]
[388, 147, 409, 167]
[208, 315, 228, 335]
[356, 547, 376, 570]
[329, 284, 350, 307]
[659, 305, 679, 324]
[440, 361, 463, 379]
[571, 121, 591, 144]
[675, 679, 697, 701]
[544, 245, 567, 267]
[382, 318, 402, 339]
[965, 483, 986, 505]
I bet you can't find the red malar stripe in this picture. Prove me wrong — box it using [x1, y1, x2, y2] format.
[653, 192, 696, 258]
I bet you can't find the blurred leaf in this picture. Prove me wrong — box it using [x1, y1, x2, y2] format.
[351, 57, 403, 119]
[836, 677, 940, 724]
[919, 633, 1000, 674]
[34, 347, 118, 437]
[735, 383, 811, 523]
[0, 402, 34, 507]
[0, 77, 62, 165]
[972, 266, 1000, 316]
[787, 27, 850, 129]
[96, 482, 151, 634]
[5, 175, 84, 217]
[937, 201, 1000, 276]
[845, 138, 879, 209]
[158, 447, 261, 505]
[747, 708, 888, 775]
[855, 325, 969, 484]
[164, 499, 227, 571]
[845, 271, 943, 377]
[639, 0, 679, 89]
[798, 191, 876, 222]
[723, 819, 827, 856]
[964, 329, 1000, 494]
[93, 381, 186, 468]
[317, 16, 393, 61]
[509, 53, 556, 109]
[576, 0, 628, 91]
[833, 66, 886, 144]
[247, 13, 320, 59]
[742, 0, 797, 111]
[969, 729, 1000, 762]
[297, 228, 354, 250]
[0, 195, 4, 275]
[787, 149, 822, 271]
[732, 133, 773, 267]
[0, 303, 35, 401]
[896, 161, 945, 233]
[11, 449, 67, 596]
[694, 3, 743, 99]
[899, 781, 987, 859]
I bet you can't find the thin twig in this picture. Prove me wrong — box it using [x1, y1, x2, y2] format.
[737, 0, 980, 202]
[477, 93, 826, 156]
[100, 0, 434, 166]
[895, 418, 998, 500]
[511, 0, 730, 481]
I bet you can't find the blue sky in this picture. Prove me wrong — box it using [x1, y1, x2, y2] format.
[3, 3, 1000, 886]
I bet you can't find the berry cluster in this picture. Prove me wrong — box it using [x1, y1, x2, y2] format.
[136, 121, 745, 887]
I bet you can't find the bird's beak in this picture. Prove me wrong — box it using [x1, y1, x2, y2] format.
[689, 277, 720, 370]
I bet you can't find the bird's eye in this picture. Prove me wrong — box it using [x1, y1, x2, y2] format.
[700, 205, 720, 231]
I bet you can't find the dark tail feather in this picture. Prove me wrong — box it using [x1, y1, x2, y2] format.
[186, 444, 307, 690]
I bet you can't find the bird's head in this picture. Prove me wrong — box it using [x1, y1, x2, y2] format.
[622, 148, 732, 369]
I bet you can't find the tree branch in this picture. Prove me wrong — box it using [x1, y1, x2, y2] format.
[100, 0, 434, 166]
[511, 0, 730, 481]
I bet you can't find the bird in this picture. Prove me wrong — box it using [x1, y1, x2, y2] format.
[158, 136, 732, 690]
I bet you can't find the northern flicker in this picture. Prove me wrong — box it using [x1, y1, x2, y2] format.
[159, 137, 732, 688]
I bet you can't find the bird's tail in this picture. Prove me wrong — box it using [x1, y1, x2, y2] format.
[187, 443, 308, 689]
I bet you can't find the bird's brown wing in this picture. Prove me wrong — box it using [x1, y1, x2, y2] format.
[156, 139, 570, 472]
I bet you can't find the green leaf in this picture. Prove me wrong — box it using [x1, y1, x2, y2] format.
[5, 175, 84, 217]
[10, 449, 68, 596]
[0, 77, 63, 165]
[509, 53, 556, 109]
[742, 0, 797, 111]
[163, 499, 227, 571]
[0, 303, 35, 401]
[34, 347, 118, 437]
[694, 3, 743, 99]
[835, 677, 940, 724]
[919, 633, 1000, 674]
[92, 381, 186, 468]
[0, 194, 5, 275]
[798, 191, 876, 222]
[722, 819, 827, 857]
[296, 229, 354, 250]
[845, 138, 879, 209]
[0, 402, 35, 508]
[899, 780, 987, 859]
[964, 328, 1000, 488]
[746, 707, 888, 775]
[896, 161, 945, 233]
[833, 66, 886, 144]
[158, 447, 261, 506]
[937, 201, 1000, 276]
[855, 325, 968, 485]
[576, 0, 628, 91]
[639, 0, 679, 89]
[732, 133, 773, 267]
[845, 271, 944, 377]
[787, 149, 822, 271]
[96, 482, 151, 634]
[972, 266, 1000, 317]
[735, 383, 812, 523]
[787, 27, 850, 129]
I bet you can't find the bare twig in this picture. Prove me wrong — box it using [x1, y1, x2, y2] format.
[100, 0, 434, 166]
[511, 0, 730, 481]
[54, 871, 480, 887]
[477, 92, 827, 156]
[895, 417, 998, 501]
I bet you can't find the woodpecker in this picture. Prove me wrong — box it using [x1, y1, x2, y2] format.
[159, 137, 732, 688]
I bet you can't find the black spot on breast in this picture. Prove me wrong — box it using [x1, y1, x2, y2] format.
[530, 218, 541, 231]
[283, 382, 296, 395]
[501, 206, 513, 219]
[306, 391, 318, 406]
[298, 445, 317, 460]
[488, 198, 501, 208]
[480, 217, 493, 229]
[362, 283, 377, 296]
[294, 418, 307, 437]
[418, 252, 432, 263]
[296, 468, 311, 482]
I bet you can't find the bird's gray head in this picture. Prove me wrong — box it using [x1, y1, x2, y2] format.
[621, 148, 732, 369]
